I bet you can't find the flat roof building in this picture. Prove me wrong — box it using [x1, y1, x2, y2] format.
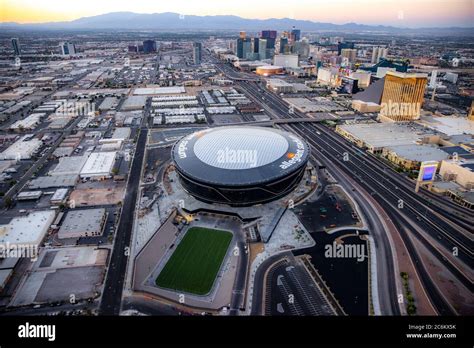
[53, 146, 75, 158]
[17, 191, 43, 201]
[50, 155, 89, 176]
[336, 123, 434, 153]
[0, 135, 42, 160]
[98, 97, 119, 111]
[382, 144, 448, 170]
[172, 126, 309, 206]
[417, 115, 474, 136]
[256, 65, 284, 76]
[58, 208, 106, 239]
[0, 210, 56, 249]
[133, 86, 185, 95]
[111, 127, 131, 141]
[50, 188, 69, 205]
[28, 175, 78, 189]
[273, 54, 299, 68]
[439, 159, 474, 189]
[80, 152, 117, 179]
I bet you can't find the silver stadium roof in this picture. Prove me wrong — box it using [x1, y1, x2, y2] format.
[193, 127, 289, 170]
[172, 126, 310, 187]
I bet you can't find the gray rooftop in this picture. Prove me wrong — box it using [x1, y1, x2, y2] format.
[193, 127, 289, 170]
[386, 144, 449, 162]
[339, 123, 432, 149]
[28, 175, 78, 189]
[58, 208, 106, 237]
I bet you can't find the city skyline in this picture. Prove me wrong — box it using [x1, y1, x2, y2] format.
[1, 0, 473, 28]
[0, 1, 472, 345]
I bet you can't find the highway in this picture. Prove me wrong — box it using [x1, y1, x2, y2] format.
[231, 74, 473, 314]
[214, 61, 402, 315]
[212, 58, 474, 313]
[236, 77, 472, 257]
[264, 82, 471, 259]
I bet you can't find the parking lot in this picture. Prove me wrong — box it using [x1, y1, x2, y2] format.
[265, 255, 336, 316]
[295, 185, 361, 232]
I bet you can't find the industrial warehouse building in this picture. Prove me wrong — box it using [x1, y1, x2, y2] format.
[0, 135, 42, 160]
[58, 208, 107, 239]
[266, 79, 293, 93]
[111, 127, 131, 141]
[80, 152, 117, 180]
[0, 210, 56, 250]
[172, 126, 309, 206]
[50, 154, 90, 176]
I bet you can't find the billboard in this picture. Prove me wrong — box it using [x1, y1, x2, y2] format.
[421, 165, 436, 181]
[418, 161, 438, 182]
[340, 77, 359, 94]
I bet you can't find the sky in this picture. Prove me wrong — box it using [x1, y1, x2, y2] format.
[1, 0, 472, 28]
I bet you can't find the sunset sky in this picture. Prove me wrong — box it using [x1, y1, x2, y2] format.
[1, 0, 472, 27]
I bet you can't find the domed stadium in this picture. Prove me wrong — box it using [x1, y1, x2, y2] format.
[171, 126, 310, 206]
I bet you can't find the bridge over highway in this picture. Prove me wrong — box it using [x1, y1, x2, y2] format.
[213, 118, 324, 127]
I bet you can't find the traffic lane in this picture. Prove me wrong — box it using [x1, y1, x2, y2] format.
[99, 129, 147, 315]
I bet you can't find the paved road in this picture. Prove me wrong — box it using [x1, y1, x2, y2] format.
[1, 302, 93, 316]
[121, 296, 180, 316]
[250, 252, 292, 315]
[239, 77, 472, 259]
[99, 128, 147, 315]
[229, 240, 248, 315]
[233, 77, 468, 315]
[228, 77, 401, 315]
[0, 115, 85, 208]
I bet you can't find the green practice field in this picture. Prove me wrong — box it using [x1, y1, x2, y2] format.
[155, 227, 233, 295]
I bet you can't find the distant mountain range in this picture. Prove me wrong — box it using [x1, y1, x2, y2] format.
[1, 12, 473, 34]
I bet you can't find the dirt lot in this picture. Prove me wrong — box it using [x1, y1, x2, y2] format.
[69, 184, 125, 206]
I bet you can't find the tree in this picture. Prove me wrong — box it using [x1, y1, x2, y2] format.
[4, 197, 13, 209]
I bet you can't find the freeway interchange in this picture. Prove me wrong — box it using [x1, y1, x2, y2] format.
[215, 59, 473, 315]
[98, 57, 472, 317]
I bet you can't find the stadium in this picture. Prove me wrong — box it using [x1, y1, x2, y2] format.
[255, 65, 284, 76]
[171, 126, 310, 206]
